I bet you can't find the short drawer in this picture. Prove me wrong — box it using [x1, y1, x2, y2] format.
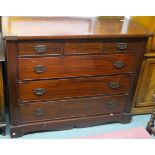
[19, 75, 132, 101]
[18, 42, 63, 56]
[64, 42, 103, 54]
[20, 95, 128, 123]
[102, 42, 143, 52]
[18, 53, 139, 80]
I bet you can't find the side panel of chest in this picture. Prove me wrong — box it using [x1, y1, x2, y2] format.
[0, 62, 6, 135]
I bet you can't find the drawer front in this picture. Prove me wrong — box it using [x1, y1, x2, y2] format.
[102, 42, 143, 52]
[19, 75, 132, 101]
[64, 42, 103, 54]
[18, 42, 63, 56]
[18, 53, 138, 80]
[64, 41, 143, 54]
[20, 95, 128, 123]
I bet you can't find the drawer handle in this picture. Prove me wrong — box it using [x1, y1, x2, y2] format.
[109, 82, 120, 89]
[33, 88, 45, 96]
[34, 45, 47, 54]
[33, 109, 45, 117]
[106, 101, 117, 109]
[116, 43, 128, 50]
[113, 61, 125, 69]
[34, 65, 46, 74]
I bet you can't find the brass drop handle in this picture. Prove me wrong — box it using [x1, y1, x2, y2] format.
[33, 88, 45, 96]
[33, 109, 45, 117]
[113, 61, 125, 69]
[34, 45, 47, 54]
[34, 65, 46, 73]
[116, 43, 128, 50]
[106, 101, 117, 109]
[109, 82, 120, 89]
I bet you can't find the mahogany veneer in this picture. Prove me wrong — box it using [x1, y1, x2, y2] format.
[2, 16, 153, 138]
[18, 42, 63, 56]
[18, 53, 138, 80]
[19, 75, 132, 101]
[20, 95, 128, 123]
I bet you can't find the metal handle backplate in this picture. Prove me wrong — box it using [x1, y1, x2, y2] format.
[113, 61, 125, 69]
[109, 82, 120, 89]
[34, 65, 46, 73]
[106, 101, 117, 109]
[34, 45, 47, 54]
[33, 109, 45, 117]
[116, 43, 128, 50]
[33, 88, 45, 96]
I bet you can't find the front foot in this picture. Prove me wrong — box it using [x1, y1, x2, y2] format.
[121, 113, 132, 124]
[10, 126, 23, 138]
[0, 126, 6, 136]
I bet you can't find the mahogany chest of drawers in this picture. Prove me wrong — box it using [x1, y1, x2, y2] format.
[2, 17, 152, 138]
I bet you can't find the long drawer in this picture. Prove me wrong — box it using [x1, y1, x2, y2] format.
[19, 75, 132, 101]
[20, 95, 128, 123]
[18, 53, 138, 80]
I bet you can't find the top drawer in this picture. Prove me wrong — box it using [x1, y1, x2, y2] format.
[102, 42, 144, 52]
[18, 42, 63, 56]
[64, 42, 103, 54]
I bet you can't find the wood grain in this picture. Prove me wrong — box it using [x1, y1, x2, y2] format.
[2, 17, 153, 40]
[18, 41, 63, 56]
[102, 42, 144, 52]
[5, 40, 19, 125]
[64, 42, 103, 54]
[130, 16, 155, 114]
[20, 95, 128, 123]
[18, 53, 139, 80]
[131, 16, 155, 51]
[10, 113, 124, 138]
[133, 59, 155, 108]
[19, 75, 133, 101]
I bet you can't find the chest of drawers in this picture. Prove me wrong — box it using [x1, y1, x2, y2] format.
[2, 17, 152, 138]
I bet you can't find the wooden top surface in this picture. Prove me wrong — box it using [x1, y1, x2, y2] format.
[1, 16, 153, 40]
